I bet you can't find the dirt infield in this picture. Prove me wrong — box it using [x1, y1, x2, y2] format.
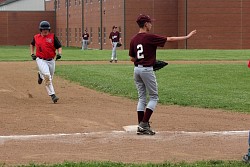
[0, 61, 250, 165]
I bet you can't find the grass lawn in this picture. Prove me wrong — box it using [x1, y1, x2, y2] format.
[56, 63, 250, 113]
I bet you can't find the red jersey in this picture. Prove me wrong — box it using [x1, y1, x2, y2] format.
[109, 31, 120, 42]
[31, 33, 61, 59]
[129, 32, 167, 66]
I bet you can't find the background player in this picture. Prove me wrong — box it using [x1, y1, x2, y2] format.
[30, 21, 62, 103]
[129, 14, 197, 135]
[109, 25, 122, 63]
[82, 29, 89, 50]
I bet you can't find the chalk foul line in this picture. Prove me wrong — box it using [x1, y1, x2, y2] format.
[0, 129, 248, 142]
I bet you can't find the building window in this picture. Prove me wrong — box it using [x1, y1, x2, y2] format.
[69, 28, 71, 43]
[90, 27, 93, 43]
[79, 0, 81, 5]
[69, 0, 71, 7]
[98, 27, 101, 44]
[57, 29, 60, 42]
[57, 28, 59, 39]
[65, 28, 68, 43]
[86, 0, 88, 3]
[79, 28, 82, 42]
[119, 26, 122, 40]
[59, 28, 62, 42]
[103, 27, 106, 44]
[57, 0, 60, 9]
[75, 28, 78, 42]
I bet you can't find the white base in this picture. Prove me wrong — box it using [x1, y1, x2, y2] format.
[122, 125, 138, 132]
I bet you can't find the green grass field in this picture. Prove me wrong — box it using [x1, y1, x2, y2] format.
[56, 63, 250, 113]
[4, 160, 248, 167]
[1, 45, 250, 61]
[1, 46, 250, 166]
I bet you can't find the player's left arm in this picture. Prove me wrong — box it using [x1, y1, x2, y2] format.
[30, 38, 35, 54]
[54, 35, 62, 53]
[55, 47, 62, 60]
[54, 35, 62, 60]
[57, 47, 62, 55]
[167, 30, 197, 42]
[119, 32, 122, 44]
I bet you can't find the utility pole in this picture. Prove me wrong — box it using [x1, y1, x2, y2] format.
[66, 0, 69, 47]
[100, 0, 103, 50]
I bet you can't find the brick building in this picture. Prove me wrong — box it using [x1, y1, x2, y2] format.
[44, 0, 250, 49]
[47, 0, 180, 49]
[1, 0, 250, 49]
[0, 0, 45, 11]
[0, 0, 54, 45]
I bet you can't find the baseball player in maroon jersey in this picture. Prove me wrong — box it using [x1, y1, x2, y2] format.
[30, 21, 62, 103]
[82, 29, 89, 50]
[129, 14, 197, 135]
[109, 25, 122, 63]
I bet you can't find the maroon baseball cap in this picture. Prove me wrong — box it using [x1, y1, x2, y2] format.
[136, 14, 153, 24]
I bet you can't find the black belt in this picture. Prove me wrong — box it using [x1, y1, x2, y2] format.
[135, 64, 152, 67]
[38, 57, 53, 61]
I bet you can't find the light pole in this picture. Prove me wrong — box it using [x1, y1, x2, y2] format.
[100, 0, 103, 50]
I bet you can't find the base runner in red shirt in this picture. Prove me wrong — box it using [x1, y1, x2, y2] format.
[129, 14, 197, 135]
[30, 21, 62, 103]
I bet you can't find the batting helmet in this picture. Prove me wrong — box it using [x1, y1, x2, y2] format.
[39, 21, 51, 31]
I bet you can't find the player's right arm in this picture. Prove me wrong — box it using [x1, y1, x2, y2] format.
[109, 32, 113, 46]
[30, 37, 35, 55]
[30, 45, 35, 55]
[129, 40, 136, 62]
[130, 56, 136, 62]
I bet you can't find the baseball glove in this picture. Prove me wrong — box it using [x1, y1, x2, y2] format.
[56, 54, 62, 61]
[116, 43, 122, 47]
[153, 60, 168, 71]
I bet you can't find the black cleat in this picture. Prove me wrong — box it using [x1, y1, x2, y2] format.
[243, 154, 250, 163]
[51, 94, 59, 103]
[38, 72, 43, 84]
[137, 122, 155, 135]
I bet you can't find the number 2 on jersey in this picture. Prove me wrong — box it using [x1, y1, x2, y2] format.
[137, 44, 144, 59]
